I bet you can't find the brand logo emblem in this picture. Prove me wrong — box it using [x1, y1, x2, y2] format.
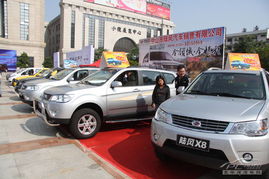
[192, 120, 202, 127]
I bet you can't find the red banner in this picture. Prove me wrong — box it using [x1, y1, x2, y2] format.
[146, 3, 170, 20]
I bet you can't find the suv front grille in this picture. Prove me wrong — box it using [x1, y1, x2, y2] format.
[172, 114, 229, 132]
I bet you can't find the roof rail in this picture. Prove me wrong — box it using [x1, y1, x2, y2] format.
[207, 67, 221, 70]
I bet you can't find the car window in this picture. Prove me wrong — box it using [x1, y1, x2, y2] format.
[115, 70, 138, 87]
[141, 71, 161, 85]
[82, 69, 118, 86]
[73, 70, 89, 81]
[51, 69, 74, 80]
[163, 73, 175, 84]
[28, 69, 34, 75]
[186, 72, 265, 100]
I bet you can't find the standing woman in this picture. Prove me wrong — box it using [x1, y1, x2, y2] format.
[152, 75, 170, 110]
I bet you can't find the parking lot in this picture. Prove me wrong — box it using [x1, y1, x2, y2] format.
[0, 73, 266, 179]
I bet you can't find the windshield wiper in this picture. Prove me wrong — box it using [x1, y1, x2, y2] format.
[83, 81, 98, 86]
[207, 93, 252, 99]
[186, 90, 208, 95]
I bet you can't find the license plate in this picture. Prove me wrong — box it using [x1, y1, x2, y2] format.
[176, 135, 210, 152]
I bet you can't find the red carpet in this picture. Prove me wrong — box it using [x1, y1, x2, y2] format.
[79, 121, 209, 179]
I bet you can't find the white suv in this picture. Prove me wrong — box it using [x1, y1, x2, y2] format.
[152, 69, 269, 171]
[34, 68, 176, 139]
[20, 68, 99, 105]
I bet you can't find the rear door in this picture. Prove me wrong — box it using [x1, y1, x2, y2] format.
[138, 70, 162, 113]
[162, 72, 176, 97]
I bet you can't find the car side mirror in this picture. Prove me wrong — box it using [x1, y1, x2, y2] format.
[177, 86, 185, 93]
[111, 81, 122, 88]
[67, 77, 74, 83]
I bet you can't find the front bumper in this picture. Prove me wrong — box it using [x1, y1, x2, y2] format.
[20, 90, 40, 103]
[33, 99, 71, 126]
[151, 118, 269, 168]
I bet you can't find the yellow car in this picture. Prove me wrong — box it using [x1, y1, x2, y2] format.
[12, 68, 49, 87]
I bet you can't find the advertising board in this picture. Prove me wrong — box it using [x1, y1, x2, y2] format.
[100, 51, 130, 68]
[146, 3, 170, 20]
[85, 0, 147, 14]
[65, 45, 94, 68]
[53, 52, 60, 68]
[226, 53, 261, 71]
[139, 27, 225, 78]
[0, 49, 17, 71]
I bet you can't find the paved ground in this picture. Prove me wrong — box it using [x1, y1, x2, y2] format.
[0, 73, 129, 179]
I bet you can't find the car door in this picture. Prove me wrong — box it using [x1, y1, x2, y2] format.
[106, 70, 141, 117]
[138, 70, 162, 113]
[162, 72, 177, 97]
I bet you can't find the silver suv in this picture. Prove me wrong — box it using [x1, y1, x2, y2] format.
[20, 68, 99, 105]
[152, 69, 269, 170]
[34, 68, 176, 138]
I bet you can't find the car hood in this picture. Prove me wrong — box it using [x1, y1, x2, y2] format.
[161, 94, 265, 123]
[44, 83, 97, 95]
[21, 77, 42, 82]
[25, 79, 51, 85]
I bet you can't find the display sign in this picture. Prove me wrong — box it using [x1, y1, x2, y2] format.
[64, 59, 78, 68]
[0, 49, 17, 71]
[85, 0, 147, 14]
[53, 52, 60, 68]
[65, 45, 94, 68]
[139, 27, 225, 78]
[146, 3, 170, 20]
[100, 51, 130, 68]
[226, 53, 261, 71]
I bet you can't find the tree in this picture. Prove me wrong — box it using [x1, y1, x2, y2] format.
[43, 56, 53, 68]
[17, 52, 30, 68]
[127, 46, 139, 66]
[94, 47, 108, 62]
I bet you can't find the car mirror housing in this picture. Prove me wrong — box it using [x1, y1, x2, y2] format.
[177, 86, 185, 93]
[111, 81, 122, 88]
[67, 77, 74, 83]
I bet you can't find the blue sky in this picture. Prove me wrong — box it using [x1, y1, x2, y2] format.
[45, 0, 269, 34]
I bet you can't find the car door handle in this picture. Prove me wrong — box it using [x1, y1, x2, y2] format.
[133, 89, 140, 92]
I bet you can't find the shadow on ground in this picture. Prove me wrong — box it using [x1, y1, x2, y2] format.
[9, 96, 21, 101]
[21, 117, 64, 137]
[11, 104, 33, 113]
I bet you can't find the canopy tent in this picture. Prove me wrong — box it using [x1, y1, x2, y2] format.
[79, 59, 101, 67]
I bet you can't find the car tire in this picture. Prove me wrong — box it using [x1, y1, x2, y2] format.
[69, 108, 101, 139]
[154, 147, 170, 161]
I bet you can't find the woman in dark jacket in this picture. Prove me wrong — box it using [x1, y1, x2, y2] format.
[152, 75, 170, 110]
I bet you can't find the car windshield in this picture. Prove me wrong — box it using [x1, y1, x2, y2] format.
[50, 69, 74, 80]
[81, 69, 119, 86]
[150, 52, 173, 61]
[36, 69, 50, 77]
[185, 72, 265, 100]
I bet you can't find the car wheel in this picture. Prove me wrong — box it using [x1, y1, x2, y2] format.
[69, 108, 101, 139]
[154, 147, 170, 161]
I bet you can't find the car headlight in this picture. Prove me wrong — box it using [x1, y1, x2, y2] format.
[230, 119, 268, 136]
[25, 85, 39, 91]
[154, 108, 172, 124]
[49, 94, 73, 103]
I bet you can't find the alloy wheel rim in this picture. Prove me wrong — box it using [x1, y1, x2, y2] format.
[77, 114, 97, 135]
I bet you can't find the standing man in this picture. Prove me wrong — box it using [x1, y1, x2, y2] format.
[175, 65, 189, 95]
